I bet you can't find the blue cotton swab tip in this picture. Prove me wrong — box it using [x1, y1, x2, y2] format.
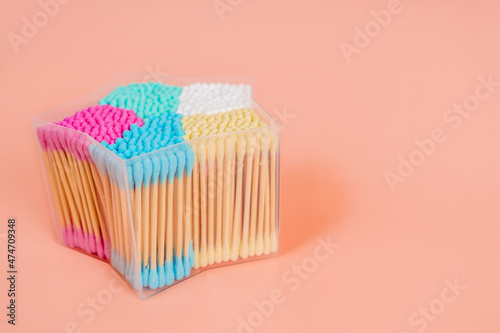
[148, 267, 159, 289]
[185, 149, 195, 177]
[165, 261, 175, 285]
[189, 241, 195, 268]
[166, 150, 177, 183]
[159, 153, 169, 184]
[151, 154, 161, 185]
[183, 256, 191, 277]
[158, 264, 166, 288]
[142, 266, 149, 287]
[143, 157, 153, 188]
[175, 150, 186, 179]
[133, 161, 143, 188]
[174, 256, 184, 280]
[126, 163, 134, 189]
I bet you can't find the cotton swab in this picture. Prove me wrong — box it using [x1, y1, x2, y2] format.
[256, 130, 270, 256]
[197, 140, 208, 267]
[222, 135, 234, 261]
[183, 147, 195, 270]
[191, 141, 200, 269]
[174, 149, 186, 280]
[141, 157, 152, 286]
[228, 133, 237, 242]
[148, 155, 161, 289]
[239, 133, 256, 259]
[248, 131, 261, 256]
[215, 138, 225, 263]
[207, 139, 216, 264]
[165, 151, 177, 284]
[157, 153, 168, 287]
[132, 160, 143, 285]
[37, 127, 74, 247]
[230, 136, 246, 261]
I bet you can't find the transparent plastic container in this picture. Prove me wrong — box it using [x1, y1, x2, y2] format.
[31, 74, 280, 299]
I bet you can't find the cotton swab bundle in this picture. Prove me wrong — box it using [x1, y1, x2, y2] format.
[176, 83, 252, 116]
[99, 82, 182, 118]
[181, 109, 278, 264]
[34, 81, 279, 297]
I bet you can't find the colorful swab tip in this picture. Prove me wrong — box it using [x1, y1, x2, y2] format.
[256, 236, 264, 256]
[103, 242, 111, 260]
[215, 244, 223, 263]
[183, 256, 191, 277]
[154, 268, 164, 289]
[88, 233, 96, 254]
[142, 267, 149, 287]
[56, 105, 142, 145]
[149, 268, 159, 289]
[174, 256, 184, 280]
[188, 242, 195, 268]
[240, 242, 249, 259]
[75, 229, 85, 251]
[165, 261, 175, 285]
[62, 227, 75, 248]
[142, 157, 153, 187]
[95, 238, 104, 259]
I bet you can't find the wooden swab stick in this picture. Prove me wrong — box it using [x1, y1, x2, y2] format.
[149, 155, 161, 288]
[230, 136, 246, 261]
[248, 131, 261, 256]
[68, 137, 99, 254]
[263, 171, 271, 255]
[222, 135, 234, 261]
[132, 161, 143, 276]
[91, 147, 115, 259]
[141, 157, 152, 284]
[37, 128, 72, 245]
[109, 163, 125, 273]
[197, 140, 208, 267]
[79, 141, 108, 256]
[46, 132, 85, 248]
[118, 177, 133, 280]
[215, 138, 225, 263]
[206, 139, 216, 264]
[53, 133, 90, 244]
[256, 130, 270, 256]
[174, 149, 186, 280]
[165, 151, 177, 284]
[269, 130, 278, 252]
[125, 164, 136, 264]
[239, 133, 256, 259]
[157, 153, 168, 286]
[228, 133, 237, 240]
[184, 148, 195, 270]
[191, 141, 200, 269]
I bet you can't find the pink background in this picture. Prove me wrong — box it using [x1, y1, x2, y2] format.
[1, 0, 499, 332]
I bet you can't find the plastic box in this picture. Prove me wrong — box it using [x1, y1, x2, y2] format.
[31, 74, 280, 299]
